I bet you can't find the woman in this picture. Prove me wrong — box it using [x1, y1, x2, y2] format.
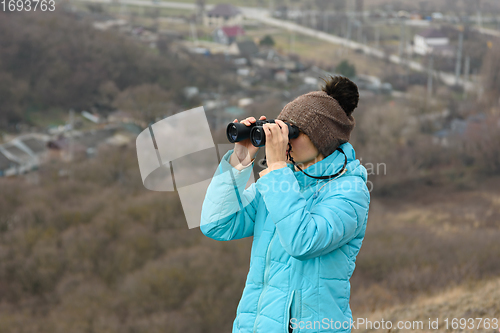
[200, 75, 370, 333]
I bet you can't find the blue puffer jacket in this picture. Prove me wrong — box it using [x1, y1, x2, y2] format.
[200, 142, 370, 333]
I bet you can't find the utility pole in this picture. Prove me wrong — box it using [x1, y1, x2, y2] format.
[474, 69, 483, 102]
[455, 28, 464, 85]
[375, 25, 380, 48]
[346, 14, 352, 40]
[190, 21, 198, 46]
[346, 0, 353, 40]
[310, 10, 316, 29]
[463, 55, 470, 98]
[398, 19, 405, 59]
[357, 21, 362, 43]
[68, 109, 74, 180]
[119, 0, 126, 16]
[476, 0, 482, 29]
[405, 36, 410, 86]
[69, 109, 74, 161]
[427, 55, 434, 100]
[355, 0, 364, 23]
[196, 0, 205, 25]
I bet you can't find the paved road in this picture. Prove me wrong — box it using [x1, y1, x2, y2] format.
[242, 12, 476, 91]
[474, 26, 500, 37]
[72, 0, 478, 91]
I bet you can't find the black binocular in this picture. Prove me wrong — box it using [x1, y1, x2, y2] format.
[226, 119, 300, 147]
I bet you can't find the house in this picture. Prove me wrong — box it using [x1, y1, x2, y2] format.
[413, 28, 450, 56]
[238, 98, 253, 107]
[224, 106, 246, 118]
[303, 76, 319, 87]
[76, 127, 117, 158]
[212, 25, 245, 45]
[183, 86, 200, 99]
[204, 4, 242, 27]
[82, 110, 102, 124]
[16, 134, 50, 166]
[47, 135, 88, 162]
[108, 110, 134, 123]
[353, 75, 393, 94]
[0, 143, 37, 174]
[92, 18, 127, 31]
[105, 123, 142, 147]
[0, 150, 19, 177]
[230, 40, 260, 58]
[47, 127, 118, 162]
[432, 113, 490, 147]
[236, 67, 252, 76]
[212, 106, 246, 130]
[274, 69, 288, 83]
[0, 134, 50, 177]
[18, 135, 49, 155]
[250, 49, 300, 71]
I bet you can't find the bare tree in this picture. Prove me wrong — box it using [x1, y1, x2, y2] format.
[332, 0, 346, 12]
[112, 84, 175, 124]
[481, 41, 500, 107]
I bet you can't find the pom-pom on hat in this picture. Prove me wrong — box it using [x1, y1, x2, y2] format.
[277, 76, 358, 157]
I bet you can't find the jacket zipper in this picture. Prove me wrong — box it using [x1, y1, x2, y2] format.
[286, 290, 295, 333]
[252, 231, 276, 333]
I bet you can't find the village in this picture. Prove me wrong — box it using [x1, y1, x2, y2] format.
[2, 1, 497, 179]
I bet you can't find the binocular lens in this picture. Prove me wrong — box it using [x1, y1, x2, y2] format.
[228, 125, 238, 142]
[252, 128, 264, 147]
[226, 122, 253, 143]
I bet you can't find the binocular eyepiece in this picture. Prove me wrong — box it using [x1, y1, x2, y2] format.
[226, 119, 300, 147]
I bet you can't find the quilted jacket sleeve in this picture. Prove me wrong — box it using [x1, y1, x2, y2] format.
[199, 149, 259, 241]
[255, 166, 370, 261]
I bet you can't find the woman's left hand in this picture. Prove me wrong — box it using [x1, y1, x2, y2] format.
[262, 119, 289, 172]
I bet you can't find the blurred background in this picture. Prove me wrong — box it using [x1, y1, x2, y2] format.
[1, 0, 500, 332]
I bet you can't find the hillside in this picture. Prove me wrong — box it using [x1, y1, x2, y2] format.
[355, 277, 500, 332]
[0, 142, 499, 333]
[0, 10, 234, 132]
[350, 174, 500, 314]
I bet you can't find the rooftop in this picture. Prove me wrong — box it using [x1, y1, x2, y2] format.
[207, 4, 241, 17]
[20, 137, 47, 154]
[221, 25, 245, 37]
[3, 145, 31, 161]
[0, 151, 18, 170]
[417, 28, 447, 39]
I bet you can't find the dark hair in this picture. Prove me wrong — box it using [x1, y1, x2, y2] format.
[320, 75, 359, 117]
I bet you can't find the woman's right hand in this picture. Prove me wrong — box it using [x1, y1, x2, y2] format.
[233, 115, 266, 164]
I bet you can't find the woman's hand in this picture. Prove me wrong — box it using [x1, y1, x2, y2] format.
[233, 115, 266, 165]
[262, 119, 288, 172]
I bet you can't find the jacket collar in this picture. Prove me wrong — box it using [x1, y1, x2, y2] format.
[286, 142, 359, 189]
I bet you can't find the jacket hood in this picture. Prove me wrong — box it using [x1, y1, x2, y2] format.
[286, 142, 367, 189]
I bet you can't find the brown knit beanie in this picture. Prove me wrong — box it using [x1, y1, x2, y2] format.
[277, 90, 356, 157]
